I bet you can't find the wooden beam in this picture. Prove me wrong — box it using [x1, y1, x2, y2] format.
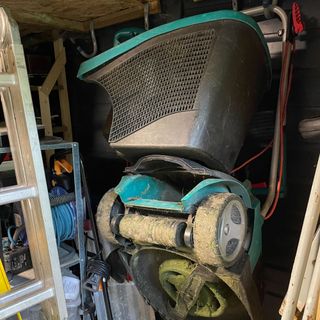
[30, 85, 62, 92]
[11, 11, 86, 32]
[40, 51, 66, 96]
[38, 89, 53, 137]
[38, 88, 54, 163]
[85, 0, 160, 30]
[53, 39, 73, 142]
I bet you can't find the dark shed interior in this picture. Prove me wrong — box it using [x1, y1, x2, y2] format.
[0, 0, 319, 319]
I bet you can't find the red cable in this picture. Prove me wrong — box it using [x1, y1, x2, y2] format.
[264, 44, 288, 220]
[230, 43, 295, 176]
[230, 42, 294, 220]
[264, 121, 284, 220]
[265, 42, 294, 220]
[231, 140, 273, 174]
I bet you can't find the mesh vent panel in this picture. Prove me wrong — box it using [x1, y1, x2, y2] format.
[97, 29, 216, 142]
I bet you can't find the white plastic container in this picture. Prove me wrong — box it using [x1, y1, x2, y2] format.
[108, 279, 155, 320]
[66, 295, 81, 320]
[63, 275, 81, 320]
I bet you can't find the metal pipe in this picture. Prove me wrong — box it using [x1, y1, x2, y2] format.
[70, 22, 97, 59]
[281, 155, 320, 320]
[241, 6, 264, 16]
[261, 41, 291, 218]
[273, 6, 288, 41]
[72, 144, 87, 312]
[264, 31, 283, 43]
[302, 245, 320, 320]
[241, 5, 290, 218]
[144, 2, 149, 31]
[80, 159, 113, 320]
[241, 5, 288, 41]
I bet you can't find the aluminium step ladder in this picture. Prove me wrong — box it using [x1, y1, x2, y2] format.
[0, 7, 68, 319]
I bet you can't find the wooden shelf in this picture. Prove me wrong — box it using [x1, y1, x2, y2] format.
[1, 0, 160, 35]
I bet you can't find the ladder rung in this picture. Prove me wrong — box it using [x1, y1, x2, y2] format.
[0, 73, 16, 87]
[0, 281, 54, 318]
[0, 280, 42, 305]
[0, 185, 37, 205]
[0, 124, 8, 135]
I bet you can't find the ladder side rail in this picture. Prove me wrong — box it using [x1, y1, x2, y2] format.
[0, 8, 67, 319]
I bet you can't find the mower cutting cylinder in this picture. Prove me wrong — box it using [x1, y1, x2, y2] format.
[118, 214, 186, 248]
[106, 192, 248, 268]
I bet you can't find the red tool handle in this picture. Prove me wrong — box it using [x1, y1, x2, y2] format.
[292, 2, 304, 35]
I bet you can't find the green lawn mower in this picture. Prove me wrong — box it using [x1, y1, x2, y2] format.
[78, 6, 292, 320]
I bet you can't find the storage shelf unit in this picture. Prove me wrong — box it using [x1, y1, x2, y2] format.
[0, 140, 86, 310]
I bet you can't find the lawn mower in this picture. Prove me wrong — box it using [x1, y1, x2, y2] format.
[78, 5, 294, 319]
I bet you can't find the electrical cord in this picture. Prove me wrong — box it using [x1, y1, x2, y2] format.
[50, 186, 76, 245]
[231, 140, 273, 174]
[7, 225, 26, 250]
[7, 225, 17, 246]
[231, 39, 294, 220]
[265, 41, 295, 220]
